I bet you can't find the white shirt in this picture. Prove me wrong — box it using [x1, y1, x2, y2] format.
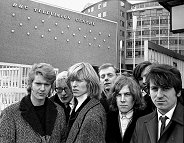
[68, 97, 75, 114]
[157, 104, 176, 140]
[119, 110, 133, 138]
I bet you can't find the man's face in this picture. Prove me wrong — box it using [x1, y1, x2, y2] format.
[99, 67, 117, 92]
[56, 79, 73, 104]
[31, 74, 51, 102]
[116, 85, 134, 114]
[70, 79, 88, 98]
[139, 66, 150, 89]
[149, 80, 179, 115]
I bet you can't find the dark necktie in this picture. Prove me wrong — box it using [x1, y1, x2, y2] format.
[160, 116, 168, 136]
[65, 103, 71, 115]
[71, 98, 78, 115]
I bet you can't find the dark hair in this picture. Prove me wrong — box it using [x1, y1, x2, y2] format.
[92, 65, 99, 77]
[146, 64, 182, 95]
[27, 63, 56, 95]
[133, 61, 152, 83]
[109, 75, 145, 111]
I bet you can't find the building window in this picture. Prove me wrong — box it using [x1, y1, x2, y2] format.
[160, 39, 168, 45]
[98, 4, 102, 9]
[160, 29, 168, 35]
[139, 3, 144, 8]
[137, 21, 141, 26]
[120, 20, 124, 27]
[120, 30, 125, 37]
[91, 7, 94, 12]
[103, 2, 107, 7]
[151, 40, 159, 44]
[150, 9, 156, 16]
[103, 12, 107, 17]
[144, 10, 151, 17]
[131, 5, 136, 9]
[143, 20, 150, 25]
[120, 1, 125, 7]
[157, 8, 163, 16]
[120, 10, 125, 17]
[142, 30, 150, 35]
[179, 39, 184, 45]
[127, 32, 132, 38]
[126, 50, 133, 58]
[88, 8, 90, 13]
[160, 18, 168, 24]
[127, 41, 132, 48]
[98, 13, 102, 17]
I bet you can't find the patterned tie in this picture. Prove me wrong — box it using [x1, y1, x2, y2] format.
[159, 116, 168, 136]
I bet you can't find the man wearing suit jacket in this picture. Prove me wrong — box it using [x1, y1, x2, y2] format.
[106, 75, 146, 143]
[131, 64, 184, 143]
[50, 71, 74, 122]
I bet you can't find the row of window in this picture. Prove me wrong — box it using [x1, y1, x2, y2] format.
[131, 2, 160, 10]
[87, 2, 107, 13]
[97, 10, 124, 18]
[127, 29, 170, 37]
[97, 12, 107, 18]
[126, 39, 184, 48]
[127, 9, 169, 20]
[126, 50, 144, 58]
[127, 18, 169, 28]
[86, 1, 125, 13]
[126, 49, 184, 59]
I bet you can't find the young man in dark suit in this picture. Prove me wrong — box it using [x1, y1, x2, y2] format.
[106, 75, 146, 143]
[131, 64, 184, 143]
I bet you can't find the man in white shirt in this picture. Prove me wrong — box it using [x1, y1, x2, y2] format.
[131, 64, 184, 143]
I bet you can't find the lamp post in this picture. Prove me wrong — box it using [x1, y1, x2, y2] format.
[132, 15, 137, 69]
[120, 40, 122, 75]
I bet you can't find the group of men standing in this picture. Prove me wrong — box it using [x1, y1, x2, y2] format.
[0, 61, 183, 143]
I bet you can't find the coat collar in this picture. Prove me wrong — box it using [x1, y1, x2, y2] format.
[144, 102, 184, 143]
[145, 110, 158, 143]
[171, 102, 184, 125]
[20, 95, 57, 136]
[66, 98, 101, 143]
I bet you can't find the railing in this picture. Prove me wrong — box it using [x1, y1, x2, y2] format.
[0, 62, 31, 114]
[0, 62, 58, 114]
[0, 88, 27, 113]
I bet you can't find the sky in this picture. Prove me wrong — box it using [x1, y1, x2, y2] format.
[34, 0, 143, 12]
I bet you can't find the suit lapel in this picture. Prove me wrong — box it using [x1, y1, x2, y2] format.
[66, 98, 100, 143]
[145, 110, 158, 143]
[159, 102, 184, 139]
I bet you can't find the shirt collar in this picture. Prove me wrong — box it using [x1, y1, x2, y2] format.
[157, 103, 177, 120]
[119, 109, 134, 119]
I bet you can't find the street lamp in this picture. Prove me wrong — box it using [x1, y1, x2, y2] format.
[132, 15, 137, 69]
[120, 40, 123, 75]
